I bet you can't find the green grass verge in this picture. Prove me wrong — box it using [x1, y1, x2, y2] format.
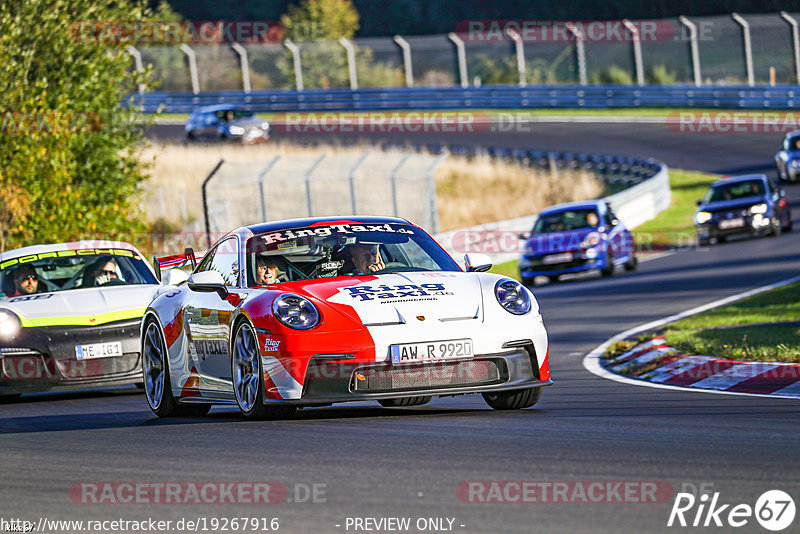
[633, 168, 718, 249]
[662, 282, 800, 363]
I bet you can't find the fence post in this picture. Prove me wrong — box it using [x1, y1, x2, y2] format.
[565, 23, 587, 85]
[304, 155, 326, 217]
[284, 39, 304, 91]
[505, 28, 527, 86]
[622, 20, 645, 86]
[679, 16, 702, 86]
[338, 38, 358, 90]
[448, 32, 468, 88]
[257, 156, 281, 222]
[393, 35, 414, 87]
[389, 154, 412, 217]
[202, 159, 225, 248]
[731, 13, 754, 86]
[782, 12, 800, 85]
[230, 42, 252, 93]
[126, 46, 145, 95]
[347, 152, 370, 215]
[179, 44, 200, 94]
[425, 151, 449, 233]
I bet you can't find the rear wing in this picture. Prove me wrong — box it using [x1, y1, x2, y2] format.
[152, 247, 205, 281]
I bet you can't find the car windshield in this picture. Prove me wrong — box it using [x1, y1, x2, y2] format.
[533, 208, 599, 233]
[703, 180, 765, 203]
[0, 248, 157, 298]
[245, 222, 461, 285]
[215, 109, 252, 123]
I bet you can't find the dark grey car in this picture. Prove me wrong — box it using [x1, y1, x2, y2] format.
[694, 174, 792, 245]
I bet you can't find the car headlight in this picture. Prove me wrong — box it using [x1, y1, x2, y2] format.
[581, 232, 601, 249]
[748, 203, 768, 215]
[0, 309, 21, 340]
[261, 122, 270, 130]
[228, 125, 245, 135]
[494, 279, 532, 315]
[272, 294, 320, 330]
[791, 159, 800, 168]
[695, 211, 712, 224]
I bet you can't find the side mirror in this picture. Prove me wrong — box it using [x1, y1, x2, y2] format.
[162, 268, 189, 287]
[464, 253, 492, 273]
[695, 200, 702, 206]
[518, 232, 531, 240]
[188, 271, 228, 298]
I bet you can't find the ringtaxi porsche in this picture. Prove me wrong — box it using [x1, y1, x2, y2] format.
[141, 216, 551, 419]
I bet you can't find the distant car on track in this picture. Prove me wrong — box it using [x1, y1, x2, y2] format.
[517, 200, 637, 286]
[0, 242, 162, 399]
[694, 174, 792, 245]
[141, 216, 551, 419]
[775, 130, 800, 182]
[185, 104, 270, 144]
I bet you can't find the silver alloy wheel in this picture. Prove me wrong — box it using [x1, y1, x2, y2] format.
[233, 324, 261, 413]
[143, 322, 165, 409]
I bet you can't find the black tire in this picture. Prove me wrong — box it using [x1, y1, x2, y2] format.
[600, 249, 614, 277]
[142, 321, 183, 417]
[0, 393, 21, 403]
[232, 322, 296, 421]
[698, 237, 710, 246]
[623, 253, 638, 272]
[547, 275, 559, 284]
[521, 277, 534, 287]
[378, 396, 433, 407]
[783, 215, 793, 232]
[483, 387, 543, 410]
[134, 382, 145, 390]
[770, 216, 782, 237]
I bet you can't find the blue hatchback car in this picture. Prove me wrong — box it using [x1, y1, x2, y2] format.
[518, 200, 637, 285]
[775, 130, 800, 182]
[694, 174, 792, 245]
[185, 104, 270, 143]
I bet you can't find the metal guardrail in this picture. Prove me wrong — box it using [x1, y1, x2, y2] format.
[388, 143, 670, 265]
[133, 85, 800, 113]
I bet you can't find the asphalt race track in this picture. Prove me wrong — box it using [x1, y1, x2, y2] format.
[2, 121, 799, 533]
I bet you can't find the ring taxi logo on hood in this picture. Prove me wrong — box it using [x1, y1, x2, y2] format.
[264, 338, 281, 352]
[343, 283, 452, 302]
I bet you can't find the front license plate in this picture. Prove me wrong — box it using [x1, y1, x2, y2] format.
[390, 339, 473, 364]
[718, 218, 744, 229]
[75, 342, 123, 360]
[542, 252, 573, 265]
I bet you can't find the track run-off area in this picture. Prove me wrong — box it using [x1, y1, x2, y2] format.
[2, 119, 799, 533]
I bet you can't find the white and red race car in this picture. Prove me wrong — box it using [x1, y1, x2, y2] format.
[141, 217, 551, 419]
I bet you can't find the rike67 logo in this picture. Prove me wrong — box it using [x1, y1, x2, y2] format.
[668, 489, 796, 531]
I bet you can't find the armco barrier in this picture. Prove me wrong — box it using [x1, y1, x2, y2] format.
[133, 85, 800, 114]
[400, 144, 671, 266]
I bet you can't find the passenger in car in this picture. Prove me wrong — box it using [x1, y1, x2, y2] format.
[11, 264, 39, 296]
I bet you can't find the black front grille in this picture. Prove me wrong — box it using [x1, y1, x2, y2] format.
[524, 258, 588, 271]
[351, 359, 504, 393]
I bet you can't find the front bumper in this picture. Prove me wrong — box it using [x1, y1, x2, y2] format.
[695, 213, 773, 240]
[0, 319, 143, 394]
[519, 252, 605, 278]
[267, 346, 550, 405]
